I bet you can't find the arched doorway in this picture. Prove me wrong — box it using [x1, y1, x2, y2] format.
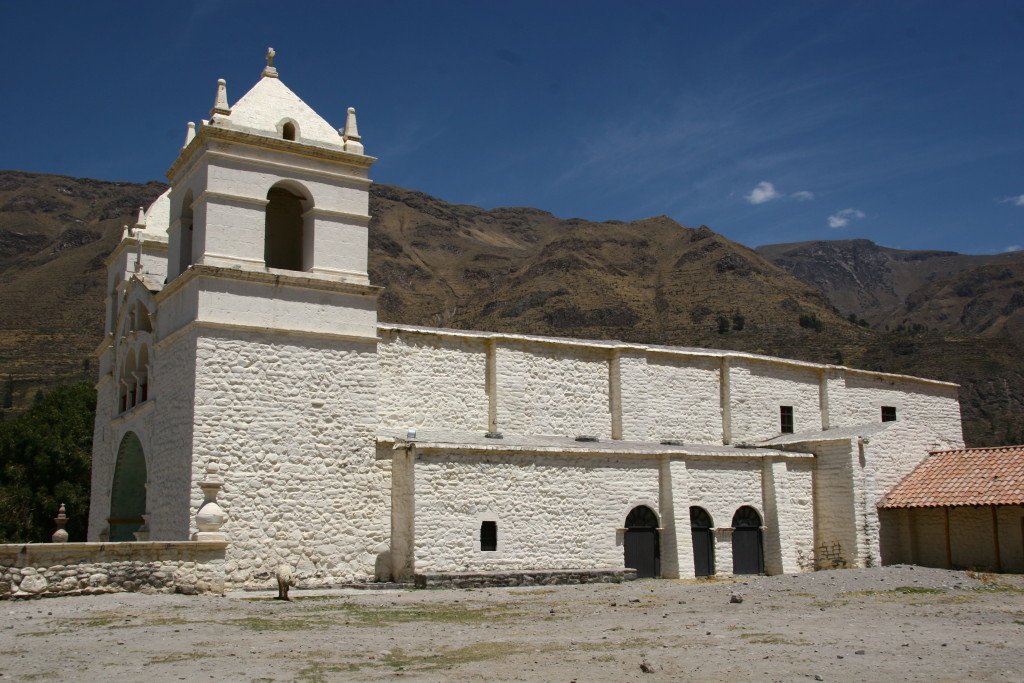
[731, 506, 764, 575]
[108, 432, 147, 542]
[690, 506, 715, 577]
[624, 505, 660, 578]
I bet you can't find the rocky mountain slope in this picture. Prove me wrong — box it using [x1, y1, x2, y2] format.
[1, 171, 1021, 446]
[756, 239, 1024, 339]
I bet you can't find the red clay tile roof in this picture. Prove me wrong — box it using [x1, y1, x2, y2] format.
[878, 446, 1024, 508]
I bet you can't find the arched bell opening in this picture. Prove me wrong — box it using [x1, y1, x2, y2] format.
[731, 505, 764, 575]
[176, 189, 194, 278]
[264, 182, 311, 272]
[690, 506, 716, 577]
[108, 432, 147, 542]
[624, 505, 660, 579]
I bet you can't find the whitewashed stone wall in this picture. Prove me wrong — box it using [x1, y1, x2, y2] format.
[829, 371, 962, 438]
[378, 330, 488, 432]
[495, 342, 611, 438]
[189, 331, 387, 587]
[148, 329, 199, 540]
[408, 451, 661, 573]
[729, 359, 821, 442]
[87, 375, 118, 540]
[377, 327, 961, 449]
[398, 448, 814, 579]
[623, 352, 722, 443]
[762, 457, 816, 573]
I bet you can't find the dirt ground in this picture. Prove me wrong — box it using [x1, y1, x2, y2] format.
[1, 566, 1022, 682]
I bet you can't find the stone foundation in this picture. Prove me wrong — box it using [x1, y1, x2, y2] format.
[414, 568, 636, 589]
[0, 541, 227, 599]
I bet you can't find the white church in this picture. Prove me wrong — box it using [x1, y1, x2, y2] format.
[88, 52, 965, 588]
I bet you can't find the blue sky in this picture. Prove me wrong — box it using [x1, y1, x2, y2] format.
[5, 1, 1023, 253]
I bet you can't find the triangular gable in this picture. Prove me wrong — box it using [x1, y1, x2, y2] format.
[216, 76, 345, 149]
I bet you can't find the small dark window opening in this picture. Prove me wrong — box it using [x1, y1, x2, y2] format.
[780, 406, 794, 434]
[480, 521, 497, 551]
[282, 122, 296, 141]
[881, 406, 897, 422]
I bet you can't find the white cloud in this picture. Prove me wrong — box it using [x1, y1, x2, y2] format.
[1005, 244, 1022, 252]
[746, 181, 780, 204]
[828, 208, 865, 228]
[1002, 195, 1024, 206]
[791, 190, 815, 201]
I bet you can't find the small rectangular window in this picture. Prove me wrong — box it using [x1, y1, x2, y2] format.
[480, 521, 497, 551]
[881, 406, 897, 422]
[780, 406, 794, 434]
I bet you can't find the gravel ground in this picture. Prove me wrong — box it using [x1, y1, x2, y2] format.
[1, 566, 1022, 682]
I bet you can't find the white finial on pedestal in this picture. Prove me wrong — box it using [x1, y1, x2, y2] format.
[193, 460, 228, 541]
[343, 107, 364, 154]
[51, 503, 69, 543]
[183, 122, 196, 149]
[135, 206, 146, 229]
[262, 47, 278, 78]
[211, 79, 231, 116]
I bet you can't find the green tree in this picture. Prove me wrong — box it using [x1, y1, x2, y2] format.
[717, 316, 731, 334]
[0, 381, 95, 543]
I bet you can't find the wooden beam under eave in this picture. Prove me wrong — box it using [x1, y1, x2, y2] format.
[992, 505, 1002, 572]
[944, 507, 952, 570]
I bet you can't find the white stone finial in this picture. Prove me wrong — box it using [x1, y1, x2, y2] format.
[343, 107, 364, 154]
[211, 78, 231, 116]
[183, 121, 196, 149]
[135, 206, 146, 228]
[263, 47, 278, 78]
[193, 459, 227, 541]
[51, 503, 69, 543]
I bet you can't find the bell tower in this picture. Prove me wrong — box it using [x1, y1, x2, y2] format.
[143, 50, 387, 585]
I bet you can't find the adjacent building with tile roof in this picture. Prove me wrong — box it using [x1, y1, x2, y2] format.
[878, 446, 1024, 572]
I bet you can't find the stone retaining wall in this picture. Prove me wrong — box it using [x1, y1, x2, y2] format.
[414, 568, 635, 589]
[0, 541, 227, 599]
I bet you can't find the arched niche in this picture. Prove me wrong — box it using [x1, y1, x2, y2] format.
[264, 182, 311, 271]
[108, 432, 147, 542]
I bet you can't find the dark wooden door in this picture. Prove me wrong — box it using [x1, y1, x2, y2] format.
[691, 528, 714, 577]
[624, 506, 660, 578]
[625, 528, 659, 578]
[690, 506, 715, 577]
[731, 506, 764, 575]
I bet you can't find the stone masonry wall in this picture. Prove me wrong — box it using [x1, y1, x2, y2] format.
[495, 342, 611, 438]
[88, 375, 118, 540]
[624, 353, 722, 443]
[190, 331, 388, 588]
[411, 451, 661, 573]
[0, 542, 226, 598]
[378, 330, 488, 432]
[730, 359, 821, 442]
[148, 329, 199, 540]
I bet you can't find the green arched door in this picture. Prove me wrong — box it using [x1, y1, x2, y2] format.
[108, 432, 147, 541]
